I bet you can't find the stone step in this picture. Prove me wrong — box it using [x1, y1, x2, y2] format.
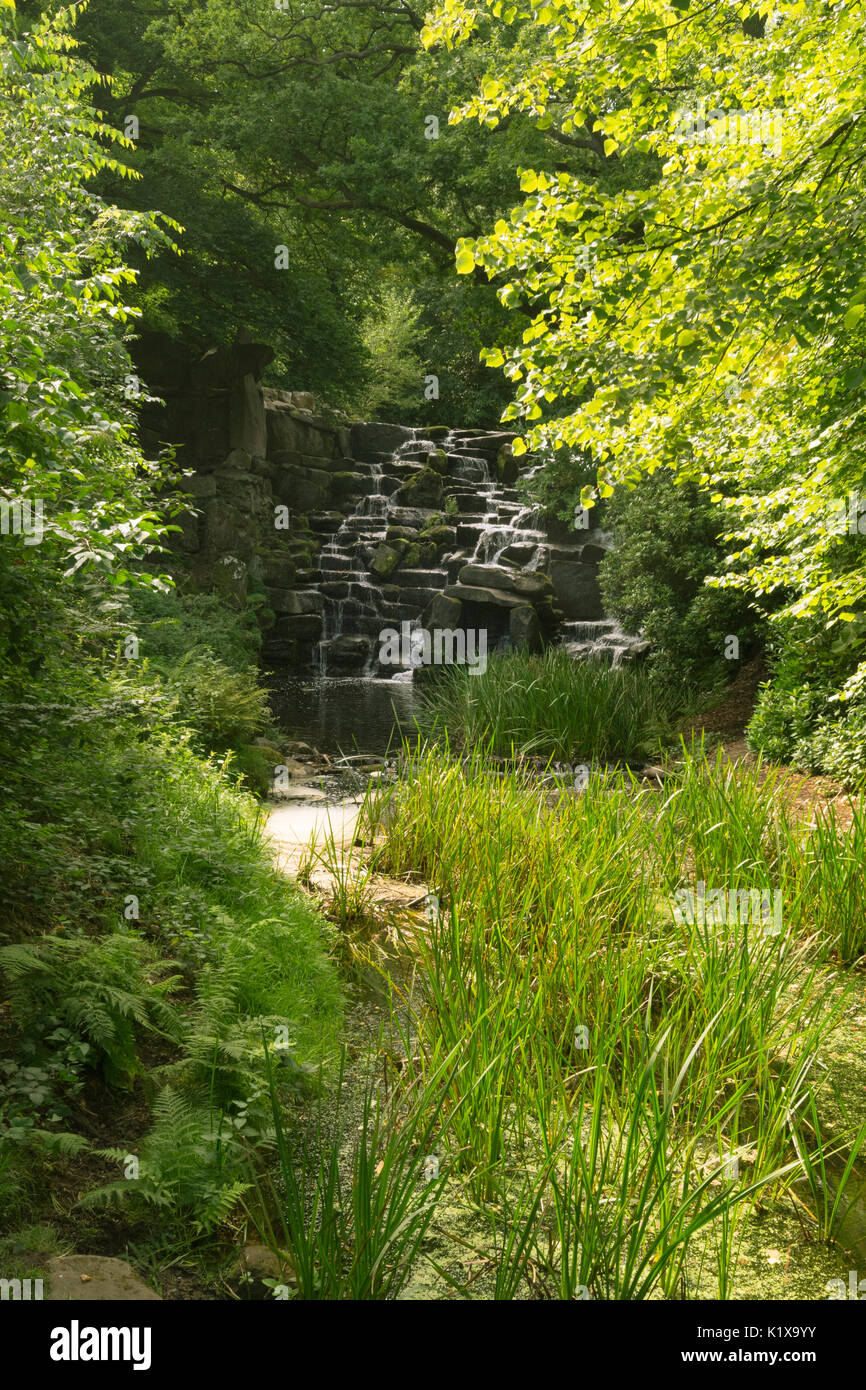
[498, 543, 541, 566]
[381, 601, 424, 622]
[397, 569, 448, 587]
[363, 450, 424, 469]
[344, 517, 389, 534]
[397, 585, 440, 607]
[454, 497, 493, 516]
[331, 598, 382, 619]
[396, 449, 432, 464]
[561, 619, 618, 637]
[316, 553, 353, 570]
[442, 482, 482, 497]
[456, 523, 487, 545]
[448, 431, 516, 450]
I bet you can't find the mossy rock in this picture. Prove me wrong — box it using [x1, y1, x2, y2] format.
[426, 449, 449, 476]
[370, 539, 408, 578]
[234, 744, 276, 796]
[496, 446, 519, 486]
[395, 467, 444, 509]
[330, 471, 363, 499]
[418, 524, 454, 549]
[386, 525, 419, 542]
[402, 542, 422, 568]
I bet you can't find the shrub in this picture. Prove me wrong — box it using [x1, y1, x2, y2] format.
[0, 934, 183, 1090]
[168, 654, 271, 750]
[122, 586, 262, 673]
[598, 471, 762, 691]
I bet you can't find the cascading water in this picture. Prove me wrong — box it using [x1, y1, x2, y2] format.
[313, 428, 548, 677]
[309, 424, 645, 677]
[315, 462, 390, 676]
[470, 460, 547, 570]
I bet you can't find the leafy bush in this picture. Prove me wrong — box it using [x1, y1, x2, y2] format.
[746, 683, 832, 763]
[168, 654, 271, 750]
[746, 620, 866, 783]
[122, 586, 262, 673]
[598, 471, 763, 692]
[0, 934, 182, 1089]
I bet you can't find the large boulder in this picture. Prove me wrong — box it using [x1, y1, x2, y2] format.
[394, 467, 444, 509]
[426, 449, 449, 476]
[230, 373, 267, 457]
[349, 423, 415, 460]
[272, 463, 331, 512]
[370, 539, 408, 578]
[548, 559, 605, 620]
[458, 564, 553, 601]
[388, 506, 439, 529]
[423, 592, 463, 629]
[444, 582, 524, 608]
[321, 633, 371, 673]
[267, 410, 341, 460]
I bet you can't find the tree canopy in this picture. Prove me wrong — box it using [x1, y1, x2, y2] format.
[426, 0, 866, 649]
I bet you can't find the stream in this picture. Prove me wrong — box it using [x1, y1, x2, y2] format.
[267, 673, 419, 755]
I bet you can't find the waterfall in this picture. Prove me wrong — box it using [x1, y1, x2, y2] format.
[308, 424, 644, 676]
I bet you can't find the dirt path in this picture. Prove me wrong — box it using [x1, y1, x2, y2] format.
[265, 795, 429, 913]
[677, 653, 860, 828]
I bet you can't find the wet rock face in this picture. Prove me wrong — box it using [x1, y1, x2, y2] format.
[142, 338, 644, 673]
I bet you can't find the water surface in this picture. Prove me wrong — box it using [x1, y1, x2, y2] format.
[267, 674, 420, 755]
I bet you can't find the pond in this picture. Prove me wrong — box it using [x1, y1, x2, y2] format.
[266, 673, 421, 755]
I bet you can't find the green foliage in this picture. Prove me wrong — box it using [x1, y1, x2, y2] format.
[0, 3, 180, 603]
[361, 742, 866, 1294]
[0, 934, 182, 1089]
[745, 616, 866, 782]
[420, 647, 677, 760]
[0, 1028, 94, 1140]
[73, 0, 603, 419]
[254, 1046, 449, 1300]
[82, 1087, 253, 1234]
[422, 0, 866, 704]
[598, 472, 763, 691]
[167, 654, 270, 750]
[122, 585, 261, 672]
[0, 643, 342, 1230]
[748, 680, 866, 785]
[352, 287, 426, 421]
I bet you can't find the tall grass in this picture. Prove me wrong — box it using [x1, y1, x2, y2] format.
[249, 1045, 449, 1300]
[354, 741, 866, 1295]
[420, 648, 677, 761]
